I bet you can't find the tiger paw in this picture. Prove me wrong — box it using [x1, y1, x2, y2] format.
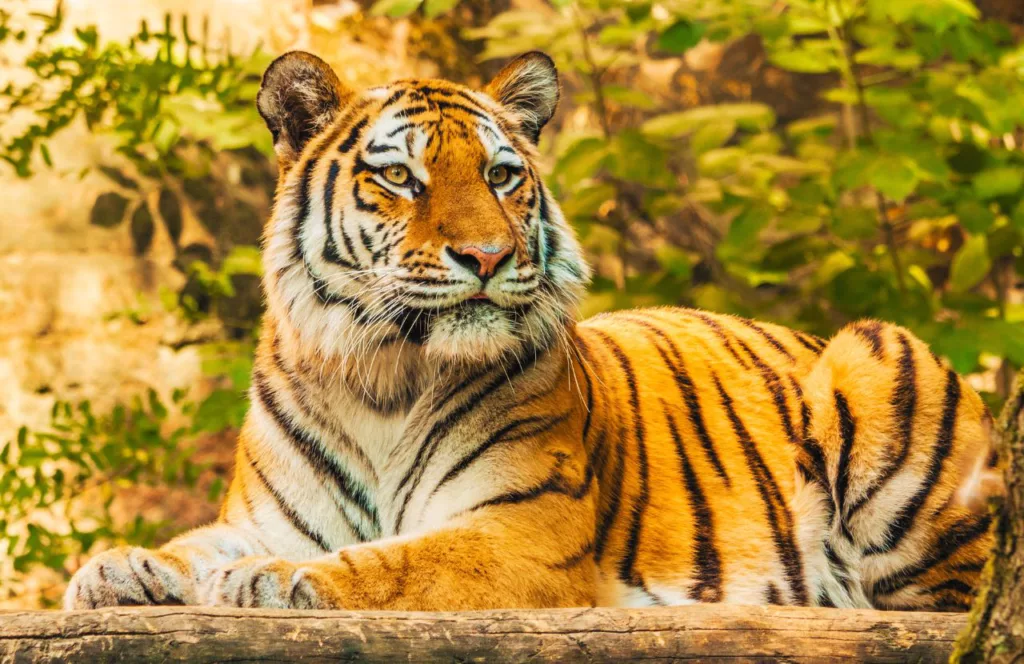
[64, 547, 197, 609]
[200, 557, 336, 609]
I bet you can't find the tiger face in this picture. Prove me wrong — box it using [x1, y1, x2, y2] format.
[257, 51, 589, 371]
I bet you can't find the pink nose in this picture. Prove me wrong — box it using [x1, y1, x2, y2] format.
[447, 245, 514, 279]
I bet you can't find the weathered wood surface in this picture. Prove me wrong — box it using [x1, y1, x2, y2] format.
[0, 605, 966, 663]
[953, 371, 1024, 663]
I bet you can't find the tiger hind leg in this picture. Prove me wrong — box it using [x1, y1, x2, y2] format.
[795, 321, 999, 611]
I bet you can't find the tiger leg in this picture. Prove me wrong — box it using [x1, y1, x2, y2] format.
[798, 321, 999, 610]
[63, 523, 268, 609]
[201, 470, 598, 610]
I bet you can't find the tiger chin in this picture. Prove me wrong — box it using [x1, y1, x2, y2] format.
[66, 50, 1001, 613]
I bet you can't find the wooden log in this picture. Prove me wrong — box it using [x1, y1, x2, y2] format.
[953, 370, 1024, 663]
[0, 605, 965, 663]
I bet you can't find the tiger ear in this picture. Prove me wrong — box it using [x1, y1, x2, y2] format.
[257, 51, 352, 169]
[484, 52, 559, 143]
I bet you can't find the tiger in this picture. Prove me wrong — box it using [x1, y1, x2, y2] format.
[64, 50, 1002, 613]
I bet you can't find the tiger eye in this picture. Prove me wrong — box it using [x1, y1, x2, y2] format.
[488, 165, 510, 186]
[384, 164, 410, 186]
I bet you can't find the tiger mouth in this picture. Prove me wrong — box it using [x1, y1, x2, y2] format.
[392, 299, 533, 344]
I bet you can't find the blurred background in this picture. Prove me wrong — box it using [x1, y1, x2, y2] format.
[1, 0, 1023, 608]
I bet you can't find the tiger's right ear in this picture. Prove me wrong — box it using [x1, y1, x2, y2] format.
[257, 51, 352, 170]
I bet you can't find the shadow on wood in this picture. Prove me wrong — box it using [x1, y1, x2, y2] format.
[1, 605, 965, 662]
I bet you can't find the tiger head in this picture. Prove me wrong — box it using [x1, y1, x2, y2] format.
[257, 51, 589, 373]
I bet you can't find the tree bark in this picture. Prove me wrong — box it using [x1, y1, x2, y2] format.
[0, 605, 966, 663]
[953, 370, 1024, 663]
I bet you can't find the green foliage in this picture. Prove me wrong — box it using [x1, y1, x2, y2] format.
[0, 2, 272, 178]
[2, 395, 184, 599]
[0, 349, 252, 604]
[467, 0, 1024, 405]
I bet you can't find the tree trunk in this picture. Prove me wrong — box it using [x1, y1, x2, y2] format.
[0, 605, 966, 663]
[953, 370, 1024, 663]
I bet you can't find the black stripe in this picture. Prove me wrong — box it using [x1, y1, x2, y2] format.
[305, 259, 372, 321]
[833, 390, 856, 539]
[359, 223, 375, 255]
[540, 189, 561, 269]
[928, 579, 975, 596]
[735, 337, 798, 444]
[386, 122, 415, 138]
[793, 330, 825, 354]
[765, 584, 784, 605]
[589, 330, 650, 590]
[269, 338, 379, 480]
[338, 116, 368, 153]
[550, 540, 594, 570]
[466, 454, 593, 512]
[321, 160, 358, 269]
[419, 86, 492, 113]
[736, 317, 795, 361]
[433, 99, 493, 123]
[594, 429, 627, 563]
[575, 340, 596, 444]
[823, 541, 851, 594]
[243, 445, 331, 552]
[129, 566, 160, 605]
[625, 317, 731, 486]
[393, 357, 539, 532]
[290, 118, 350, 258]
[847, 332, 916, 521]
[850, 321, 885, 360]
[393, 105, 430, 119]
[790, 377, 831, 505]
[866, 369, 961, 555]
[292, 157, 318, 261]
[504, 175, 526, 198]
[353, 181, 380, 213]
[872, 513, 991, 597]
[366, 140, 400, 154]
[381, 89, 406, 108]
[690, 312, 752, 370]
[666, 410, 722, 602]
[713, 373, 808, 605]
[253, 372, 379, 540]
[430, 413, 569, 496]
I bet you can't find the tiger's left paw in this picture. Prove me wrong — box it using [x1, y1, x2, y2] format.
[200, 557, 336, 609]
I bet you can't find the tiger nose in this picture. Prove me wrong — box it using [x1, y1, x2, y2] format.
[446, 244, 514, 280]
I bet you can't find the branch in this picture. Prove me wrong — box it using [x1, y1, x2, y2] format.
[0, 605, 966, 662]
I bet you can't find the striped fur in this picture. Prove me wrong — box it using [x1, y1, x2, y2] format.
[65, 52, 998, 613]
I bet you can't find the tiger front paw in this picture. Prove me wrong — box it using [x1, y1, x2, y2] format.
[200, 557, 337, 610]
[64, 547, 197, 609]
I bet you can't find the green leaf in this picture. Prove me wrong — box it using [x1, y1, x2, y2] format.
[608, 130, 671, 186]
[698, 147, 746, 178]
[770, 46, 837, 73]
[814, 251, 856, 287]
[654, 245, 692, 279]
[554, 137, 608, 185]
[561, 183, 616, 219]
[689, 120, 736, 154]
[973, 167, 1023, 200]
[642, 104, 775, 138]
[602, 85, 658, 110]
[656, 20, 706, 54]
[949, 235, 992, 293]
[869, 156, 919, 201]
[423, 0, 459, 18]
[370, 0, 422, 17]
[956, 200, 995, 234]
[720, 204, 772, 256]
